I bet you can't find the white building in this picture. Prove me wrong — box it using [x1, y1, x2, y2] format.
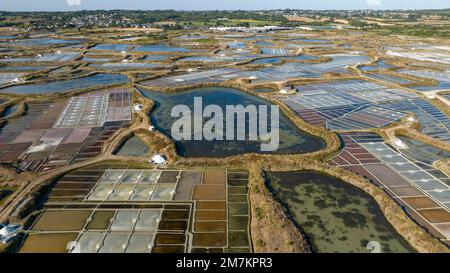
[133, 103, 143, 112]
[150, 154, 166, 165]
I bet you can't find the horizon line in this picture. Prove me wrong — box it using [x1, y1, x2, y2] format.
[1, 8, 449, 12]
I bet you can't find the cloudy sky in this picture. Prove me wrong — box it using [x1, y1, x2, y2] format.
[0, 0, 448, 11]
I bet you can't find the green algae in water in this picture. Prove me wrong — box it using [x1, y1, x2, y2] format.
[115, 136, 150, 157]
[266, 171, 415, 253]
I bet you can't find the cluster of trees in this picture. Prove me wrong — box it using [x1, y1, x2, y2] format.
[374, 24, 449, 38]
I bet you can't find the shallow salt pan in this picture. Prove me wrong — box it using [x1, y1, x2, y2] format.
[110, 210, 139, 231]
[129, 185, 154, 201]
[126, 234, 154, 253]
[98, 233, 129, 253]
[135, 210, 162, 231]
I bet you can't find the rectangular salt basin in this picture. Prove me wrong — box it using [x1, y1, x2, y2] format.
[108, 184, 134, 200]
[1, 38, 81, 47]
[20, 233, 78, 253]
[39, 128, 71, 144]
[91, 44, 131, 52]
[63, 128, 92, 144]
[100, 170, 125, 183]
[129, 185, 154, 201]
[86, 211, 115, 230]
[126, 234, 154, 253]
[0, 73, 129, 94]
[98, 233, 129, 253]
[77, 232, 106, 253]
[173, 171, 202, 200]
[12, 129, 45, 143]
[135, 210, 162, 231]
[32, 210, 92, 231]
[151, 184, 176, 201]
[382, 156, 409, 164]
[139, 170, 161, 184]
[87, 183, 115, 200]
[389, 163, 422, 173]
[401, 171, 434, 181]
[427, 190, 450, 203]
[120, 170, 143, 183]
[0, 73, 24, 84]
[91, 63, 161, 69]
[412, 179, 448, 191]
[132, 44, 193, 52]
[110, 210, 139, 231]
[37, 53, 79, 62]
[158, 171, 180, 183]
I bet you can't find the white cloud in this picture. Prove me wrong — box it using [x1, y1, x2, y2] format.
[66, 0, 82, 6]
[366, 0, 381, 6]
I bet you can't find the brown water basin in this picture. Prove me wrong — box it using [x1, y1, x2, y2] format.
[32, 210, 92, 231]
[203, 172, 226, 185]
[86, 210, 115, 230]
[194, 221, 227, 232]
[19, 233, 78, 253]
[192, 185, 226, 200]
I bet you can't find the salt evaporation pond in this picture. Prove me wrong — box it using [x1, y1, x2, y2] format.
[251, 54, 370, 82]
[398, 136, 450, 166]
[90, 63, 162, 70]
[266, 171, 415, 253]
[0, 66, 51, 71]
[143, 55, 171, 61]
[178, 56, 248, 63]
[81, 57, 115, 63]
[253, 88, 274, 93]
[91, 44, 131, 52]
[1, 38, 82, 47]
[250, 57, 285, 65]
[360, 60, 392, 71]
[255, 41, 275, 46]
[0, 73, 129, 94]
[140, 87, 325, 157]
[132, 44, 193, 53]
[398, 69, 450, 91]
[249, 55, 319, 65]
[366, 73, 411, 85]
[115, 136, 150, 157]
[293, 38, 331, 44]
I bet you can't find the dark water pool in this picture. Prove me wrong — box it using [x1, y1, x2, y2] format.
[140, 87, 325, 157]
